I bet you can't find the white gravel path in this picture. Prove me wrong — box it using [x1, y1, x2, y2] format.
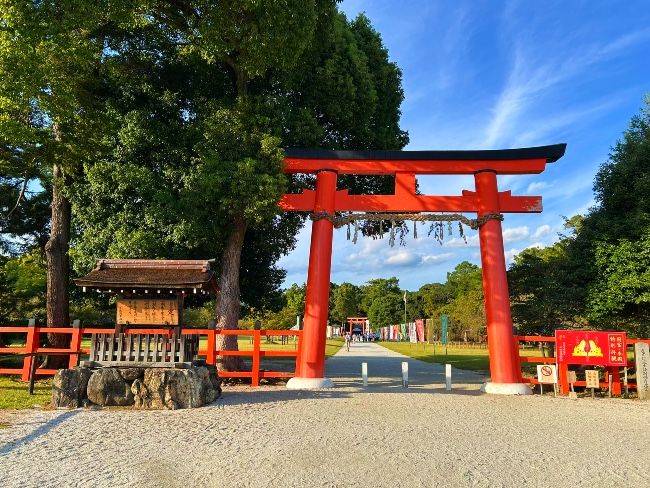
[1, 342, 649, 487]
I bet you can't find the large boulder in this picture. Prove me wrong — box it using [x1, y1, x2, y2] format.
[87, 368, 135, 407]
[118, 367, 145, 382]
[52, 367, 92, 408]
[132, 365, 221, 410]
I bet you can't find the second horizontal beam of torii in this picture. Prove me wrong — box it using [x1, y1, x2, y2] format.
[279, 186, 542, 213]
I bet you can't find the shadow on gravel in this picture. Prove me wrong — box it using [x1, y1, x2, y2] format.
[211, 344, 491, 406]
[0, 410, 80, 456]
[214, 380, 488, 407]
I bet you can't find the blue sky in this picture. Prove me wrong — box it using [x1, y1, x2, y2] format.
[277, 0, 650, 292]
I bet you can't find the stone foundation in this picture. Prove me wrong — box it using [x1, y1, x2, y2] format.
[52, 365, 222, 409]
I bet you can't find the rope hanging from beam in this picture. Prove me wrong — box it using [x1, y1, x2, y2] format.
[309, 212, 504, 247]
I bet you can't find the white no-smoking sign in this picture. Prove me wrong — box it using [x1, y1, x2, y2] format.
[537, 364, 558, 384]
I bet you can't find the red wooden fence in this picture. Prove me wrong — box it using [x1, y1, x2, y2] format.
[0, 324, 301, 387]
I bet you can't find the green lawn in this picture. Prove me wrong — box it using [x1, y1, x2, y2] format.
[377, 341, 548, 376]
[325, 337, 345, 359]
[378, 341, 491, 372]
[0, 375, 52, 411]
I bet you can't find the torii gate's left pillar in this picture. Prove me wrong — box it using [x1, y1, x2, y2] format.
[287, 170, 336, 389]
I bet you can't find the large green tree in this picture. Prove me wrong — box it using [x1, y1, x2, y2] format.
[0, 1, 112, 365]
[508, 232, 588, 336]
[330, 282, 361, 325]
[580, 97, 650, 334]
[359, 277, 403, 327]
[419, 283, 452, 319]
[65, 4, 408, 371]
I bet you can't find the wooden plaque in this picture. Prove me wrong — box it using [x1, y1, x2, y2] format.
[585, 370, 600, 388]
[116, 298, 180, 325]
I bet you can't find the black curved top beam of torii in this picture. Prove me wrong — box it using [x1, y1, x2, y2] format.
[282, 144, 567, 175]
[279, 144, 567, 213]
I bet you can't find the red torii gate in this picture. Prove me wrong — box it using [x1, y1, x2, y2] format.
[281, 144, 566, 394]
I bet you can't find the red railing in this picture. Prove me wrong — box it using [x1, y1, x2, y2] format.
[516, 335, 650, 395]
[0, 325, 301, 387]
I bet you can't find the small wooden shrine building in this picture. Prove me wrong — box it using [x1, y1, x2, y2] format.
[74, 259, 219, 332]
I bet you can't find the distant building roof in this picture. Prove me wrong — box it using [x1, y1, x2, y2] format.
[74, 259, 219, 295]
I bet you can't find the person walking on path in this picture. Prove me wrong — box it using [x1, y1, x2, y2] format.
[345, 332, 351, 351]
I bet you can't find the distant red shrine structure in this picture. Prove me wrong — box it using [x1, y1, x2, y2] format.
[280, 144, 566, 394]
[346, 317, 369, 335]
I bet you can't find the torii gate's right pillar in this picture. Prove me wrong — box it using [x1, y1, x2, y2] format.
[475, 169, 530, 395]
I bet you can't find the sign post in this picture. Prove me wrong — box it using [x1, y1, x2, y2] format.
[566, 370, 577, 399]
[585, 370, 599, 399]
[537, 364, 557, 397]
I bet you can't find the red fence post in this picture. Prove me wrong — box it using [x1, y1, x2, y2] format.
[22, 319, 40, 382]
[252, 330, 261, 387]
[513, 334, 523, 382]
[558, 363, 569, 395]
[206, 320, 216, 366]
[606, 366, 622, 395]
[69, 320, 82, 369]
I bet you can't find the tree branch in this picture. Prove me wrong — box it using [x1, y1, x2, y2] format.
[5, 173, 28, 219]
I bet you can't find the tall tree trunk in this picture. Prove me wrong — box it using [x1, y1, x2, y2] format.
[214, 213, 248, 372]
[43, 161, 71, 369]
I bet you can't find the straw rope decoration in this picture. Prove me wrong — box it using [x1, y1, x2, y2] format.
[309, 212, 504, 247]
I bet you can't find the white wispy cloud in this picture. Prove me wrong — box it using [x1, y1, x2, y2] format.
[531, 225, 552, 240]
[384, 249, 420, 266]
[421, 253, 455, 265]
[481, 5, 650, 149]
[502, 226, 529, 243]
[441, 234, 480, 248]
[526, 181, 551, 194]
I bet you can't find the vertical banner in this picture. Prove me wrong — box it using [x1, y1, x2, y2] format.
[441, 315, 449, 345]
[415, 319, 425, 343]
[409, 323, 417, 343]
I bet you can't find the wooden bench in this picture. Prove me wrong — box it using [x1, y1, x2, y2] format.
[82, 332, 199, 368]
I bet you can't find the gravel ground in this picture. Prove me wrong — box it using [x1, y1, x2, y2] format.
[1, 342, 649, 488]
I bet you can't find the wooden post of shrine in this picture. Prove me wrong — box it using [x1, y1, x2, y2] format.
[287, 170, 336, 389]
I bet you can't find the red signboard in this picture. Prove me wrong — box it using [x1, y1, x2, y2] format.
[555, 330, 627, 366]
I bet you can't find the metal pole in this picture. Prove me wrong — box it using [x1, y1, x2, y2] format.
[28, 354, 38, 395]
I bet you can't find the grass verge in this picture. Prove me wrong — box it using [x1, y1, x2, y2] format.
[378, 341, 550, 377]
[378, 342, 491, 373]
[0, 375, 52, 410]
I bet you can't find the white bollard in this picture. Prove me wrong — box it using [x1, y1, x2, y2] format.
[445, 364, 452, 390]
[402, 361, 409, 388]
[362, 362, 368, 387]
